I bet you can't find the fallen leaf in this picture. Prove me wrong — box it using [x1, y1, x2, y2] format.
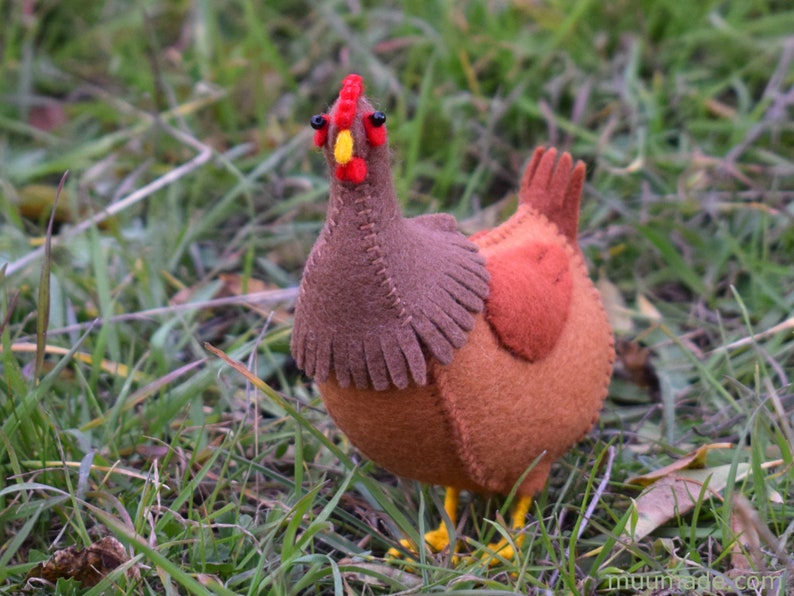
[195, 573, 226, 588]
[10, 184, 77, 224]
[627, 443, 734, 488]
[628, 466, 736, 541]
[636, 294, 662, 322]
[729, 494, 765, 575]
[26, 536, 137, 588]
[168, 278, 224, 305]
[625, 454, 783, 542]
[614, 339, 660, 399]
[596, 274, 633, 334]
[6, 184, 115, 229]
[218, 273, 273, 296]
[729, 493, 794, 577]
[704, 97, 738, 119]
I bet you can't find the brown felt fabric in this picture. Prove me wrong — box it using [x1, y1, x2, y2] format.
[292, 87, 490, 391]
[292, 77, 615, 497]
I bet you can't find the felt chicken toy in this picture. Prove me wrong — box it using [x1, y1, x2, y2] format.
[292, 74, 614, 560]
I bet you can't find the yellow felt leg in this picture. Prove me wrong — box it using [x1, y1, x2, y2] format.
[423, 486, 459, 551]
[387, 487, 460, 559]
[481, 495, 532, 564]
[511, 494, 532, 531]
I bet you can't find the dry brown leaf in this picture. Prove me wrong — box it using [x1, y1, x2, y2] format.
[729, 494, 765, 575]
[628, 469, 729, 542]
[615, 339, 660, 398]
[596, 274, 633, 334]
[459, 194, 518, 235]
[195, 573, 226, 588]
[626, 443, 734, 488]
[11, 184, 77, 224]
[636, 293, 662, 321]
[626, 453, 783, 542]
[704, 97, 739, 119]
[218, 273, 273, 296]
[8, 184, 115, 229]
[168, 284, 199, 306]
[26, 536, 138, 588]
[626, 444, 740, 542]
[729, 493, 794, 577]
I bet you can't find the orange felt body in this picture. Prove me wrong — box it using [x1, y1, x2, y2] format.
[317, 148, 614, 497]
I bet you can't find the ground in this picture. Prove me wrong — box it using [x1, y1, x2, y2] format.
[0, 1, 793, 594]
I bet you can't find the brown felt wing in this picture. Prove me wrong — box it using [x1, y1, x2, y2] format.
[292, 212, 490, 391]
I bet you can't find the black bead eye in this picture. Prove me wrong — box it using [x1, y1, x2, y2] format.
[369, 111, 387, 127]
[310, 114, 327, 130]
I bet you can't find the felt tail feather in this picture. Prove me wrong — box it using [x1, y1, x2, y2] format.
[518, 147, 585, 244]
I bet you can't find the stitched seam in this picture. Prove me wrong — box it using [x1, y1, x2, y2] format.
[478, 205, 554, 246]
[432, 359, 502, 492]
[326, 201, 341, 236]
[478, 204, 593, 285]
[353, 193, 413, 327]
[303, 198, 342, 283]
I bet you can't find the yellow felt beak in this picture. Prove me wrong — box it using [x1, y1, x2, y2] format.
[334, 129, 354, 165]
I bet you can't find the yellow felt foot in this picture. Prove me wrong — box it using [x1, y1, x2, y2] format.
[386, 487, 459, 560]
[482, 534, 525, 564]
[385, 538, 414, 560]
[424, 523, 453, 552]
[480, 495, 532, 565]
[386, 524, 451, 559]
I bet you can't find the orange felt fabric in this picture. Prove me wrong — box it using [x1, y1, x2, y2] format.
[517, 147, 585, 245]
[484, 241, 572, 361]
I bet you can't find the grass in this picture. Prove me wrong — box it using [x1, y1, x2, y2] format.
[1, 0, 793, 593]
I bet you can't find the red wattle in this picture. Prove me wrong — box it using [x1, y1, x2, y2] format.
[335, 157, 367, 183]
